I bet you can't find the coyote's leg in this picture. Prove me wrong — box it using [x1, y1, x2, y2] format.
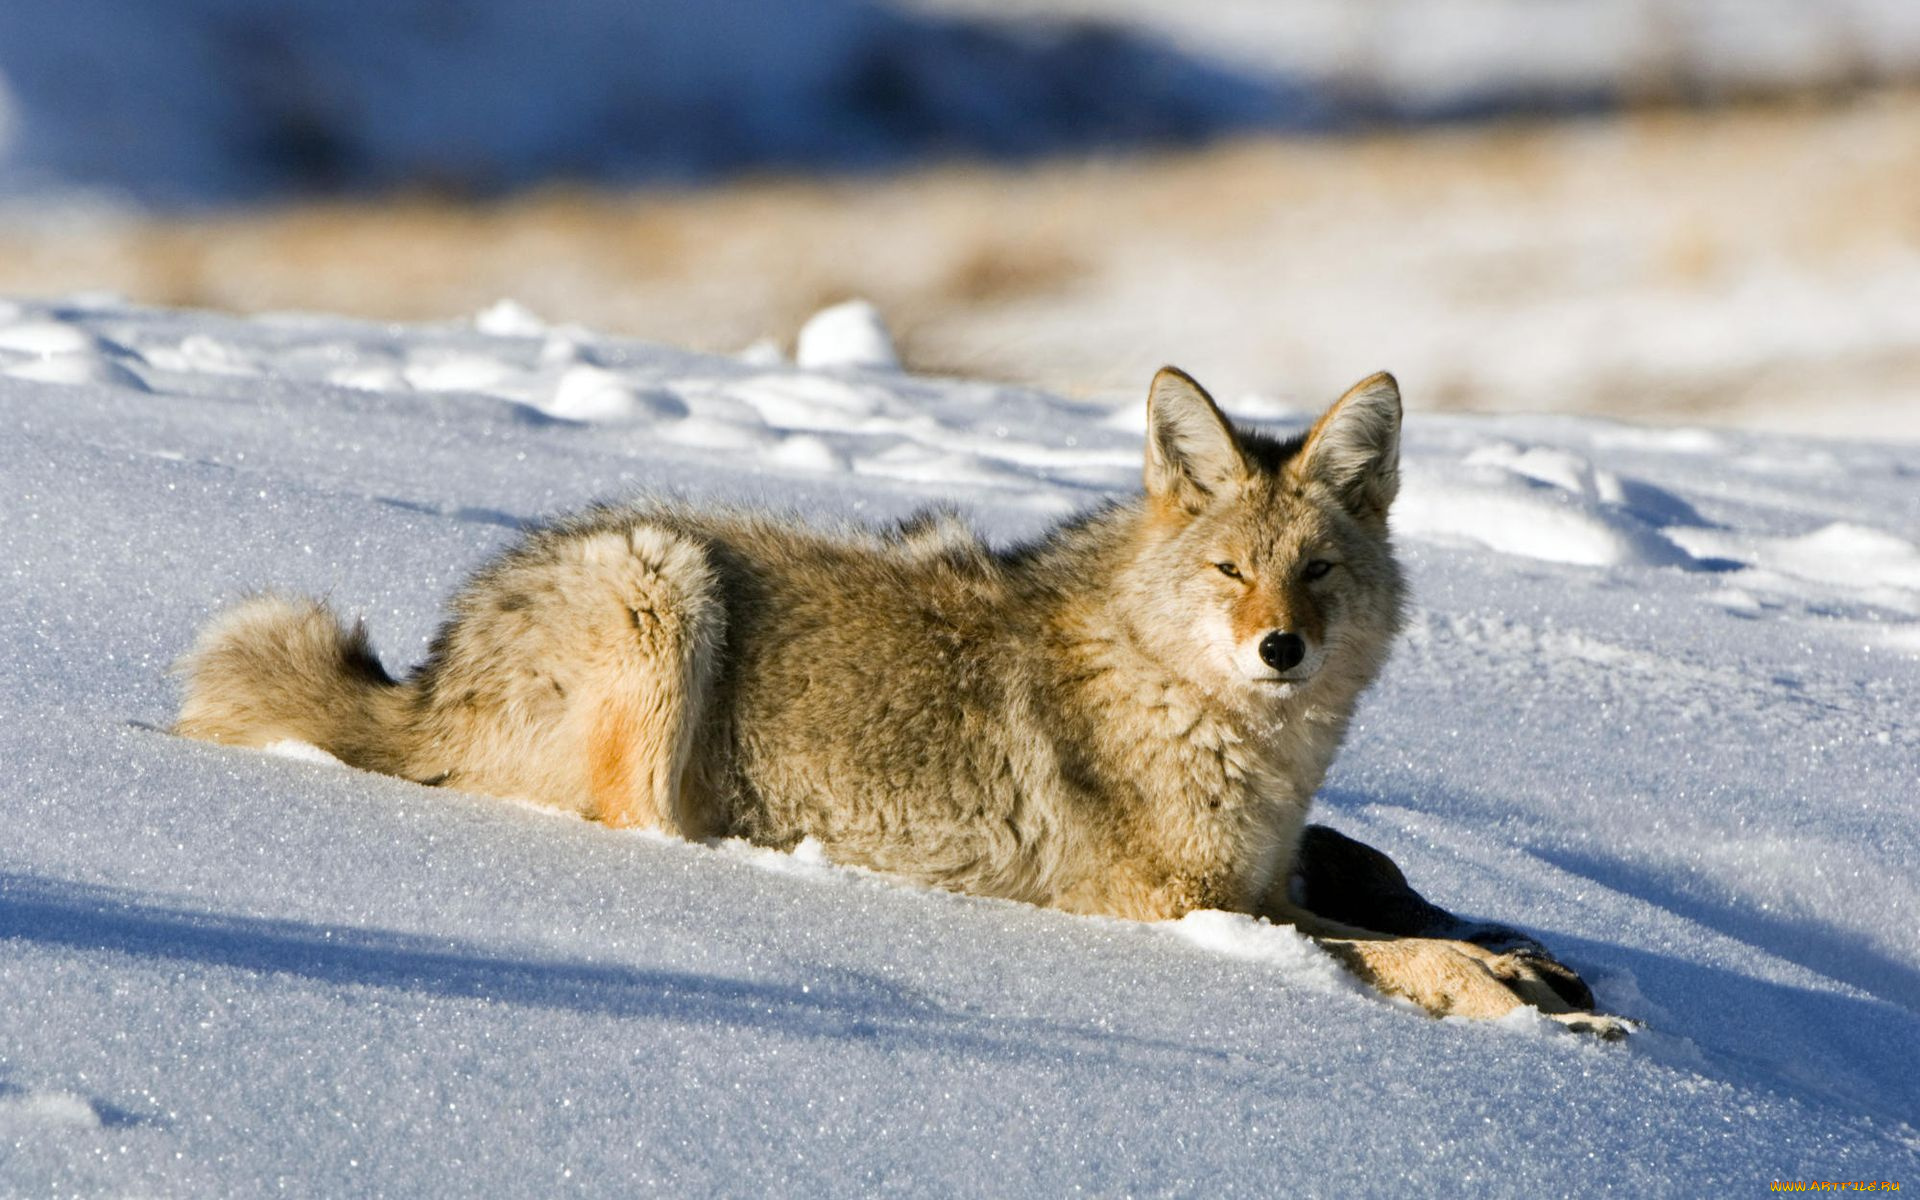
[1291, 824, 1595, 1012]
[1264, 831, 1630, 1037]
[420, 522, 723, 837]
[1274, 901, 1629, 1037]
[570, 525, 724, 836]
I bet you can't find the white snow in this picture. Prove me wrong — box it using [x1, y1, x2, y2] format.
[472, 299, 549, 339]
[0, 320, 103, 356]
[794, 298, 901, 373]
[0, 1091, 104, 1134]
[2, 352, 150, 393]
[1164, 912, 1359, 999]
[261, 739, 349, 768]
[1, 297, 1916, 1194]
[911, 0, 1920, 103]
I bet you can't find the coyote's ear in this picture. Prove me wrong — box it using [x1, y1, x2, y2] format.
[1144, 367, 1248, 511]
[1292, 372, 1401, 521]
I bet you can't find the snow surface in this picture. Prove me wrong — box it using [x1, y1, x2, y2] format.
[1, 297, 1917, 1194]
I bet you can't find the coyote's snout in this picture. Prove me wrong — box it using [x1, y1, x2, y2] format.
[1257, 631, 1306, 672]
[175, 366, 1628, 1036]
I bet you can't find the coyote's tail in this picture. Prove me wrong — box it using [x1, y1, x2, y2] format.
[173, 595, 418, 774]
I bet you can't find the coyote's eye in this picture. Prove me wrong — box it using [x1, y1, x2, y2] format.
[1303, 559, 1335, 582]
[1214, 561, 1242, 579]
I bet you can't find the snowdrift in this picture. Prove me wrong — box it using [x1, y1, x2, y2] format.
[0, 297, 1915, 1193]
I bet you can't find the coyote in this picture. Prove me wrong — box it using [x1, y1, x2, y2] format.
[176, 367, 1624, 1035]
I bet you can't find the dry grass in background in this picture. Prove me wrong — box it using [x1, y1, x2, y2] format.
[5, 91, 1918, 436]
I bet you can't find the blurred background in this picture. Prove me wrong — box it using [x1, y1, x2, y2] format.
[2, 0, 1917, 437]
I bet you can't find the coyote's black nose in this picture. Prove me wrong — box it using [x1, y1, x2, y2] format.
[1259, 631, 1306, 672]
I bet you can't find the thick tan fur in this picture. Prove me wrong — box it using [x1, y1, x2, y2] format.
[175, 368, 1626, 1036]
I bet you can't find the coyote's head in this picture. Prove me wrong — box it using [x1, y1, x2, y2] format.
[1122, 367, 1407, 706]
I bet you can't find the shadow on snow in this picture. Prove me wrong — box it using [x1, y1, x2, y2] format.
[0, 870, 1231, 1077]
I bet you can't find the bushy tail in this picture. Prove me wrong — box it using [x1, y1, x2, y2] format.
[173, 595, 418, 775]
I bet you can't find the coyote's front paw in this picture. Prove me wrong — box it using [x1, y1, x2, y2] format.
[1317, 936, 1631, 1036]
[1481, 943, 1598, 1013]
[1546, 1011, 1637, 1040]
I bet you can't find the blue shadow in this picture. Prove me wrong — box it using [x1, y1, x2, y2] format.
[0, 871, 1226, 1073]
